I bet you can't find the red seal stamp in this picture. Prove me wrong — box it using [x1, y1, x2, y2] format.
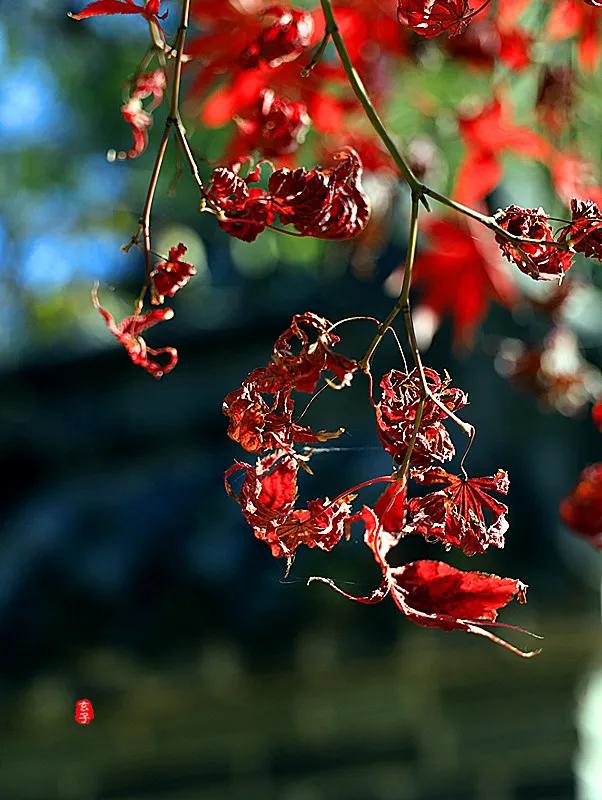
[74, 698, 95, 725]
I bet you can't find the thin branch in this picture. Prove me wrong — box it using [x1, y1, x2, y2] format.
[318, 0, 427, 205]
[359, 192, 421, 371]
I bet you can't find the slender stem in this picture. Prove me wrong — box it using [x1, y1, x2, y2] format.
[318, 0, 425, 201]
[425, 186, 494, 228]
[174, 121, 206, 198]
[169, 0, 191, 119]
[359, 192, 421, 370]
[137, 0, 194, 304]
[140, 125, 171, 299]
[301, 31, 331, 76]
[399, 398, 425, 475]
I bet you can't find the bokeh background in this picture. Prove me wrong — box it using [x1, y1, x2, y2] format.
[1, 2, 601, 799]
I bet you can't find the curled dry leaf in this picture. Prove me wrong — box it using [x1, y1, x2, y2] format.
[92, 288, 177, 378]
[406, 467, 509, 555]
[226, 453, 354, 559]
[494, 205, 574, 281]
[375, 368, 468, 467]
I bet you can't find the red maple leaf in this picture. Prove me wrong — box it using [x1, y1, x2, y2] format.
[93, 289, 177, 378]
[310, 507, 539, 656]
[405, 466, 509, 555]
[69, 0, 166, 23]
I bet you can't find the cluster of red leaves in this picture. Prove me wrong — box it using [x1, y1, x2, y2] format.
[224, 313, 359, 559]
[94, 242, 196, 376]
[187, 0, 416, 167]
[225, 453, 354, 559]
[310, 480, 538, 658]
[494, 199, 602, 282]
[223, 312, 357, 454]
[375, 368, 468, 467]
[560, 464, 602, 549]
[223, 312, 533, 656]
[224, 315, 537, 654]
[120, 70, 166, 160]
[207, 148, 370, 242]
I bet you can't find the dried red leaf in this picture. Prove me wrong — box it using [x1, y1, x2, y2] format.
[92, 289, 177, 378]
[310, 509, 538, 656]
[223, 375, 343, 453]
[69, 0, 166, 22]
[406, 467, 509, 555]
[226, 454, 354, 558]
[269, 312, 357, 393]
[223, 312, 355, 452]
[132, 69, 166, 109]
[270, 148, 370, 239]
[150, 243, 196, 303]
[121, 98, 152, 159]
[389, 561, 531, 647]
[559, 199, 602, 261]
[494, 205, 574, 281]
[397, 0, 474, 38]
[560, 463, 602, 548]
[375, 368, 468, 467]
[207, 166, 274, 242]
